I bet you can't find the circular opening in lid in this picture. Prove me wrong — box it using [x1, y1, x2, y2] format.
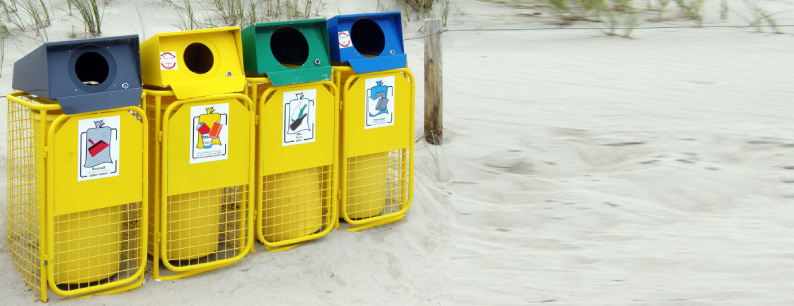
[270, 26, 309, 68]
[351, 18, 385, 58]
[184, 43, 214, 74]
[75, 52, 109, 86]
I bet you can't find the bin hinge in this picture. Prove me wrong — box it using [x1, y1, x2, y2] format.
[255, 115, 259, 126]
[42, 255, 48, 265]
[337, 193, 342, 200]
[158, 131, 163, 142]
[157, 232, 161, 243]
[339, 100, 343, 111]
[42, 147, 48, 159]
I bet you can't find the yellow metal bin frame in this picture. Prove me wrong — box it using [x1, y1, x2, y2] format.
[246, 77, 339, 252]
[6, 92, 148, 301]
[143, 89, 255, 280]
[331, 67, 415, 231]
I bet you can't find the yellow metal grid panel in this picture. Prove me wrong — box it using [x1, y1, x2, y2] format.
[7, 93, 148, 300]
[249, 79, 338, 250]
[52, 202, 143, 290]
[143, 91, 254, 280]
[261, 166, 333, 243]
[337, 68, 415, 230]
[345, 149, 409, 219]
[7, 99, 46, 300]
[165, 186, 249, 265]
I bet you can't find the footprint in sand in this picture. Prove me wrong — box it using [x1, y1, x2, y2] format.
[746, 137, 794, 147]
[569, 135, 648, 146]
[481, 150, 534, 175]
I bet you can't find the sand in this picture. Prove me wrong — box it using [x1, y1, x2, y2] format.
[2, 0, 794, 304]
[451, 1, 794, 304]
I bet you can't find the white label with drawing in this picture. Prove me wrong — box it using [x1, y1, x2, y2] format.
[365, 76, 395, 129]
[78, 116, 120, 181]
[282, 89, 316, 146]
[190, 103, 229, 164]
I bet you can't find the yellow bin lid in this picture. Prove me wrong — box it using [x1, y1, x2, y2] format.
[140, 27, 246, 99]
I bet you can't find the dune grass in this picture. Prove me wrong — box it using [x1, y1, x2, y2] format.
[175, 0, 204, 31]
[541, 0, 786, 37]
[0, 32, 5, 77]
[397, 0, 457, 26]
[741, 0, 783, 33]
[68, 0, 102, 37]
[0, 0, 50, 35]
[543, 0, 640, 37]
[176, 0, 322, 29]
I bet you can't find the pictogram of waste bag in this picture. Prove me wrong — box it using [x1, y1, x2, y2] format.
[242, 19, 331, 86]
[11, 35, 143, 114]
[327, 11, 406, 74]
[84, 120, 113, 167]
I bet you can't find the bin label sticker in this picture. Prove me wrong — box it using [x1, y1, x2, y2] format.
[160, 51, 178, 70]
[190, 103, 229, 164]
[338, 31, 352, 48]
[365, 76, 395, 129]
[78, 116, 120, 181]
[282, 89, 316, 146]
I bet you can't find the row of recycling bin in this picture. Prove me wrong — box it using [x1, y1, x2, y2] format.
[6, 12, 415, 301]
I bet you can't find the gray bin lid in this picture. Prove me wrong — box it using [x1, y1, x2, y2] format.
[12, 35, 143, 114]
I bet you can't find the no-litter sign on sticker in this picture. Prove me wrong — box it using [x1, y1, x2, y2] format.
[338, 31, 352, 48]
[160, 51, 178, 70]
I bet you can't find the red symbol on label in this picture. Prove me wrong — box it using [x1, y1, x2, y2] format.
[161, 52, 177, 70]
[87, 139, 109, 157]
[338, 32, 351, 48]
[209, 121, 223, 139]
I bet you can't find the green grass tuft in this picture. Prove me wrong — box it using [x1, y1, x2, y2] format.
[68, 0, 102, 37]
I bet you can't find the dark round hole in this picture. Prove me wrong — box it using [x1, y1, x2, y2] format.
[75, 52, 109, 86]
[351, 18, 385, 58]
[183, 43, 214, 74]
[270, 26, 309, 68]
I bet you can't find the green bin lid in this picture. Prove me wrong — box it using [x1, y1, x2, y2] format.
[242, 19, 332, 86]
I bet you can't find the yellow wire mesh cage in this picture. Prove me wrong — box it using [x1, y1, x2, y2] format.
[143, 90, 254, 280]
[333, 67, 415, 231]
[6, 92, 148, 301]
[246, 78, 338, 251]
[346, 149, 410, 219]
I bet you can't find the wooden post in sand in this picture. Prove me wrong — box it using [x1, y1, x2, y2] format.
[424, 19, 443, 145]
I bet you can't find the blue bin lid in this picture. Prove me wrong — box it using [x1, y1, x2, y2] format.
[327, 11, 407, 74]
